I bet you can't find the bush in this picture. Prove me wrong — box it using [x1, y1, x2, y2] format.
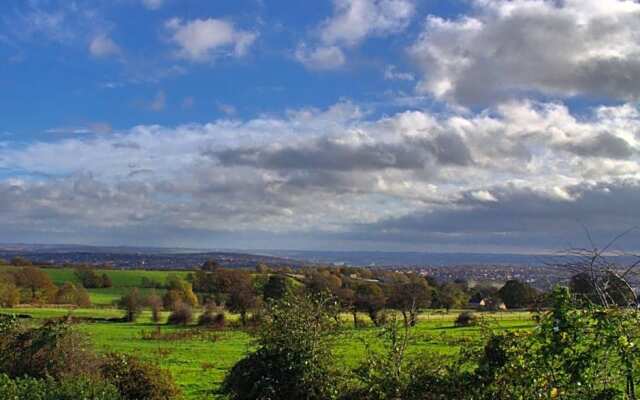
[100, 353, 181, 400]
[0, 373, 122, 400]
[0, 319, 100, 380]
[198, 309, 225, 328]
[222, 293, 341, 400]
[167, 303, 193, 326]
[454, 311, 479, 327]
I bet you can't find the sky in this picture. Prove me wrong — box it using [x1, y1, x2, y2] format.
[2, 0, 640, 253]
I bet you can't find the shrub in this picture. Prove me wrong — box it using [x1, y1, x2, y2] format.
[454, 311, 479, 327]
[167, 303, 193, 326]
[222, 293, 341, 400]
[0, 373, 122, 400]
[0, 319, 100, 380]
[198, 309, 225, 328]
[100, 353, 181, 400]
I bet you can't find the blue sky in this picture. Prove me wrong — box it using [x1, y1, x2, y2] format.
[2, 0, 640, 252]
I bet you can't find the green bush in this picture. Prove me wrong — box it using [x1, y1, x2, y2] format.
[100, 353, 182, 400]
[222, 293, 342, 400]
[454, 311, 479, 327]
[0, 373, 122, 400]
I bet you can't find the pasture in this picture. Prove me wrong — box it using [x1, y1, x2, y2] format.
[1, 306, 535, 399]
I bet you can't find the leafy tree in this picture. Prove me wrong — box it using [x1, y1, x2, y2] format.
[388, 276, 432, 326]
[167, 302, 193, 326]
[305, 272, 342, 295]
[15, 267, 56, 303]
[147, 293, 163, 323]
[118, 289, 142, 322]
[226, 271, 258, 326]
[355, 283, 386, 326]
[263, 275, 291, 301]
[201, 260, 219, 272]
[497, 279, 537, 309]
[54, 282, 91, 307]
[434, 283, 469, 311]
[222, 294, 341, 400]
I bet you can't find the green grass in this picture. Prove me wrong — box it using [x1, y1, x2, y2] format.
[0, 307, 536, 400]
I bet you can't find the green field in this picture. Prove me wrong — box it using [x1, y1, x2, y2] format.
[7, 266, 191, 305]
[0, 266, 536, 398]
[0, 306, 535, 399]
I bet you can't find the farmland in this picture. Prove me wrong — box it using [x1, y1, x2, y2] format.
[0, 265, 537, 399]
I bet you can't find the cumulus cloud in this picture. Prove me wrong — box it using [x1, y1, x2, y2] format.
[297, 0, 414, 70]
[89, 34, 121, 58]
[409, 0, 640, 106]
[165, 18, 257, 62]
[320, 0, 415, 46]
[2, 100, 640, 250]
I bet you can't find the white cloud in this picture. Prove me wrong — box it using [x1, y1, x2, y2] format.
[165, 18, 257, 63]
[1, 100, 640, 250]
[295, 45, 346, 70]
[320, 0, 415, 46]
[384, 65, 414, 81]
[142, 0, 164, 10]
[296, 0, 414, 70]
[409, 0, 640, 106]
[89, 35, 121, 58]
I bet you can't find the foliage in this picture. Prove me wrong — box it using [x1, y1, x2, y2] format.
[0, 373, 122, 400]
[118, 289, 143, 322]
[222, 293, 342, 400]
[167, 302, 193, 326]
[100, 353, 182, 400]
[497, 279, 538, 309]
[433, 282, 469, 310]
[75, 267, 113, 289]
[55, 282, 92, 307]
[455, 311, 480, 327]
[0, 319, 100, 380]
[355, 283, 386, 326]
[263, 274, 292, 301]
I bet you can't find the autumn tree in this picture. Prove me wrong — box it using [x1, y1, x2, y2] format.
[119, 288, 143, 322]
[355, 283, 386, 326]
[388, 276, 432, 326]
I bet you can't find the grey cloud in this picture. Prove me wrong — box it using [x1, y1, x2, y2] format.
[212, 133, 472, 172]
[564, 133, 635, 159]
[410, 0, 640, 106]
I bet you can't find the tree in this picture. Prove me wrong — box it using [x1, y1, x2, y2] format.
[54, 282, 91, 307]
[101, 273, 113, 288]
[201, 260, 220, 272]
[497, 280, 537, 309]
[226, 272, 258, 326]
[263, 274, 291, 301]
[162, 276, 198, 309]
[222, 294, 341, 400]
[305, 272, 342, 295]
[355, 283, 386, 326]
[147, 294, 163, 323]
[570, 271, 635, 307]
[0, 281, 20, 308]
[389, 277, 432, 326]
[15, 267, 56, 303]
[118, 289, 142, 322]
[434, 283, 469, 311]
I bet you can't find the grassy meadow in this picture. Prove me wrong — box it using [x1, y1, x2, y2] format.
[0, 266, 536, 399]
